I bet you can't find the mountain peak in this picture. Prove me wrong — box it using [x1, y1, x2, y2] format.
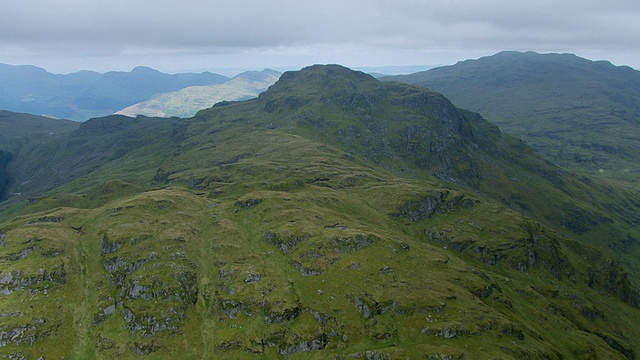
[257, 64, 382, 109]
[279, 64, 376, 84]
[232, 68, 282, 82]
[130, 66, 162, 75]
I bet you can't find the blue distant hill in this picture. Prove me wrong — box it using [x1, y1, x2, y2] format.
[0, 63, 229, 121]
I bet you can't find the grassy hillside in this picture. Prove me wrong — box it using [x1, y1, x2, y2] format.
[0, 111, 79, 150]
[386, 51, 640, 181]
[0, 111, 80, 201]
[3, 115, 175, 207]
[1, 65, 639, 359]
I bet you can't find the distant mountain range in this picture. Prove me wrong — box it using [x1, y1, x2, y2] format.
[0, 64, 229, 120]
[385, 51, 640, 180]
[116, 69, 281, 118]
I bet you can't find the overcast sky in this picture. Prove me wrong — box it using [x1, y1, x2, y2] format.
[1, 0, 639, 75]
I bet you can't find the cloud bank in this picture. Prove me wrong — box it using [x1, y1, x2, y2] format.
[1, 0, 639, 73]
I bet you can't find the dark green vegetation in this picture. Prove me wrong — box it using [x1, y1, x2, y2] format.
[1, 65, 639, 359]
[0, 64, 229, 120]
[386, 51, 640, 181]
[0, 111, 81, 201]
[0, 151, 11, 201]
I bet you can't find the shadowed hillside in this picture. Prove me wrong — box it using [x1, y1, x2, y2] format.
[0, 111, 80, 201]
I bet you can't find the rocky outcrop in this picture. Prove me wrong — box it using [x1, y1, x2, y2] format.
[0, 318, 46, 348]
[0, 265, 66, 295]
[329, 234, 377, 253]
[234, 198, 262, 208]
[262, 231, 309, 254]
[394, 192, 475, 222]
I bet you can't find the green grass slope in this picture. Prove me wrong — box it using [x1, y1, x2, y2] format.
[386, 51, 640, 180]
[1, 65, 639, 359]
[220, 65, 640, 287]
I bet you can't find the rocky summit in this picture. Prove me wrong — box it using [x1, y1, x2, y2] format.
[1, 65, 639, 359]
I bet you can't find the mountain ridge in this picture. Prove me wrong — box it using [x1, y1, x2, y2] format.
[0, 64, 639, 359]
[384, 51, 640, 180]
[0, 63, 229, 121]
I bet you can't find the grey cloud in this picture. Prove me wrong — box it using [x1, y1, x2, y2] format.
[1, 0, 639, 71]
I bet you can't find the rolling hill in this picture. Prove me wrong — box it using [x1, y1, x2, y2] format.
[385, 51, 640, 181]
[116, 69, 281, 118]
[1, 65, 639, 359]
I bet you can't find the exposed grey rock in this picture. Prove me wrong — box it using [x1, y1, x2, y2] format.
[442, 326, 457, 339]
[174, 272, 198, 305]
[262, 231, 309, 254]
[264, 307, 300, 324]
[41, 248, 65, 257]
[7, 352, 26, 360]
[354, 296, 377, 319]
[122, 307, 181, 337]
[308, 308, 330, 324]
[27, 216, 63, 225]
[425, 230, 450, 244]
[94, 304, 117, 325]
[0, 318, 46, 348]
[2, 247, 33, 261]
[102, 257, 148, 285]
[1, 272, 13, 284]
[324, 223, 348, 230]
[244, 273, 261, 284]
[365, 351, 390, 360]
[102, 257, 127, 273]
[104, 304, 116, 316]
[292, 262, 322, 276]
[0, 266, 66, 294]
[127, 281, 151, 299]
[330, 234, 377, 253]
[123, 308, 133, 323]
[234, 199, 262, 208]
[214, 338, 243, 352]
[0, 232, 4, 246]
[220, 300, 247, 319]
[394, 191, 445, 222]
[99, 235, 121, 255]
[349, 351, 389, 360]
[0, 312, 22, 318]
[279, 334, 327, 356]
